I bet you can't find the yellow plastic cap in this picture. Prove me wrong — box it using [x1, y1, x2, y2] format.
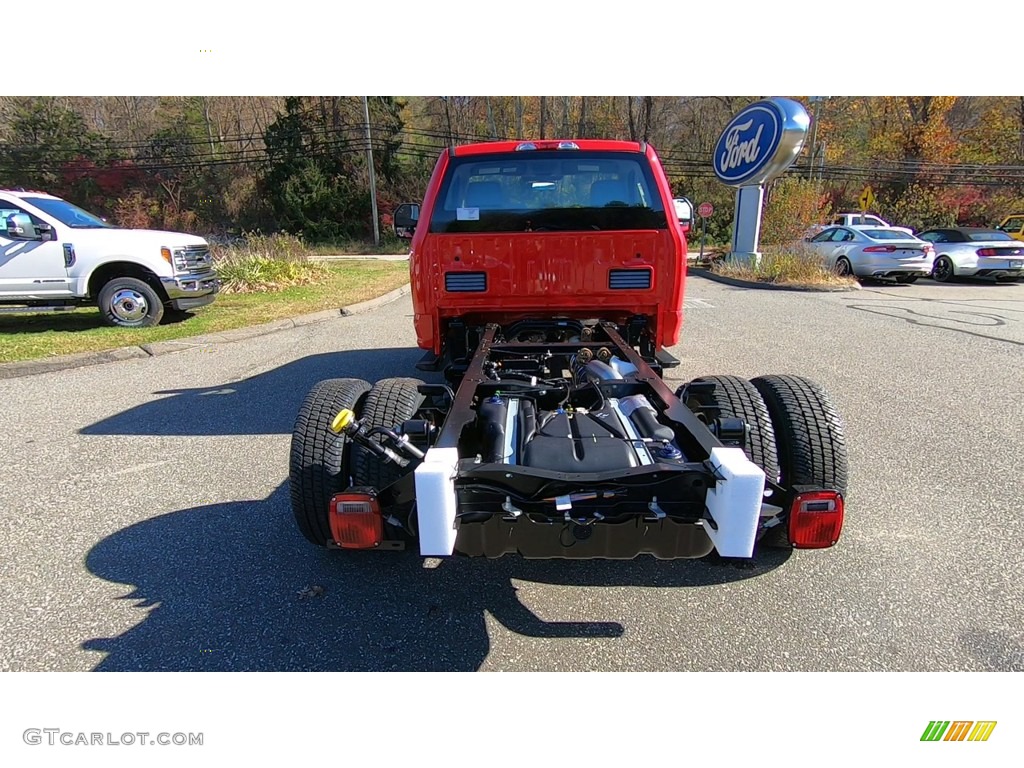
[330, 409, 355, 433]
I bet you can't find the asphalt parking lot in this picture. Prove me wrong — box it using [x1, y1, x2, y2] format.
[1, 275, 1021, 671]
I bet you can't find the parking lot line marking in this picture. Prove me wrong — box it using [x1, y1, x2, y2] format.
[683, 298, 715, 309]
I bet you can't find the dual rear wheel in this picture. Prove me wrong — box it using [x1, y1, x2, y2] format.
[289, 377, 424, 547]
[682, 374, 848, 549]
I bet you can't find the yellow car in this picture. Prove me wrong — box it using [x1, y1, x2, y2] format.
[996, 215, 1024, 241]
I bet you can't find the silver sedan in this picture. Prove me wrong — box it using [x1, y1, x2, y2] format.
[804, 226, 936, 283]
[917, 227, 1024, 282]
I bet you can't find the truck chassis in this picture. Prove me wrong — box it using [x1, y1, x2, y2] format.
[289, 316, 848, 561]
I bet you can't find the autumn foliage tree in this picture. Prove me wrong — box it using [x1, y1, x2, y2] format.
[4, 95, 1024, 240]
[760, 178, 832, 245]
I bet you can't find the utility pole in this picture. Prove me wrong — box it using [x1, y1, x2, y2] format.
[443, 96, 454, 148]
[363, 96, 380, 246]
[808, 96, 827, 180]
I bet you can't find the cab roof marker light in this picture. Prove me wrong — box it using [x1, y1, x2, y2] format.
[557, 141, 580, 150]
[515, 142, 538, 151]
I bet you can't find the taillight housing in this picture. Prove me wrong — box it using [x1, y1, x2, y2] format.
[788, 490, 844, 548]
[329, 492, 383, 549]
[863, 245, 896, 253]
[922, 245, 934, 255]
[976, 248, 997, 257]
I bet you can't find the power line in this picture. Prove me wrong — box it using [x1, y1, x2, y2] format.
[6, 123, 1024, 191]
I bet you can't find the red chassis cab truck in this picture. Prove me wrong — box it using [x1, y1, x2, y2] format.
[289, 139, 849, 560]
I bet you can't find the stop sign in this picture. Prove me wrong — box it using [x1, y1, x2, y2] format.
[697, 202, 714, 218]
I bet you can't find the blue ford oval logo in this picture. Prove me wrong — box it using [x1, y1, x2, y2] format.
[713, 102, 783, 186]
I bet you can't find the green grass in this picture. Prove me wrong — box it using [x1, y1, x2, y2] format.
[0, 261, 409, 364]
[307, 237, 410, 256]
[709, 245, 858, 287]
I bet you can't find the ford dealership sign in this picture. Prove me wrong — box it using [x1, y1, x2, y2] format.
[713, 98, 810, 187]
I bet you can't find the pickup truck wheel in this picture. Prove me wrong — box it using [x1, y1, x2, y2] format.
[351, 377, 426, 492]
[750, 375, 849, 549]
[289, 378, 371, 546]
[98, 277, 164, 328]
[678, 375, 780, 483]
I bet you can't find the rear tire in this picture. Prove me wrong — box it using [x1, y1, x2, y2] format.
[351, 377, 426, 491]
[750, 375, 849, 549]
[932, 256, 955, 283]
[289, 378, 371, 546]
[835, 257, 853, 277]
[679, 375, 780, 483]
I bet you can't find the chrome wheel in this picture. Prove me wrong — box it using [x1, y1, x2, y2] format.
[98, 277, 164, 328]
[109, 289, 149, 323]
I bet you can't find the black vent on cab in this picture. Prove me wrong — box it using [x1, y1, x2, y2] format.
[445, 272, 487, 292]
[608, 268, 652, 290]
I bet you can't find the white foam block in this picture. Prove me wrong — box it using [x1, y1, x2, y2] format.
[704, 447, 766, 558]
[413, 447, 460, 556]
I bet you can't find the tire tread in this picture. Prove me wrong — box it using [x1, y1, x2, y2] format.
[351, 377, 426, 491]
[750, 374, 848, 494]
[684, 375, 780, 481]
[289, 378, 371, 545]
[750, 375, 848, 549]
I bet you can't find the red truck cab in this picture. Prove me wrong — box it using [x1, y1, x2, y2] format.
[395, 140, 688, 365]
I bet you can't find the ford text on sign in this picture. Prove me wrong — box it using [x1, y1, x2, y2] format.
[713, 105, 782, 185]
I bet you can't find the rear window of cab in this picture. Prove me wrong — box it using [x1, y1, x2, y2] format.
[428, 151, 669, 233]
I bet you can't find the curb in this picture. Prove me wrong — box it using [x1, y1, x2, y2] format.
[0, 283, 412, 380]
[689, 267, 862, 292]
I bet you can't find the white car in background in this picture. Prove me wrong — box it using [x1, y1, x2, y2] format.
[916, 227, 1024, 282]
[804, 225, 935, 282]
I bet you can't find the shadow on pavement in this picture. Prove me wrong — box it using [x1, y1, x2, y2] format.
[80, 347, 430, 436]
[83, 483, 788, 671]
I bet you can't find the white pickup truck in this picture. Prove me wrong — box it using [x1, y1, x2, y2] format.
[805, 212, 915, 240]
[830, 212, 890, 228]
[829, 212, 914, 234]
[0, 189, 219, 327]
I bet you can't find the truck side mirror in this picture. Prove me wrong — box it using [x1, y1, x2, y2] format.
[673, 198, 693, 234]
[394, 203, 420, 240]
[5, 212, 41, 241]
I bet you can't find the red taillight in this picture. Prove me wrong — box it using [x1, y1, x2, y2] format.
[922, 245, 934, 255]
[329, 492, 383, 549]
[863, 245, 896, 253]
[976, 248, 997, 257]
[788, 490, 844, 548]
